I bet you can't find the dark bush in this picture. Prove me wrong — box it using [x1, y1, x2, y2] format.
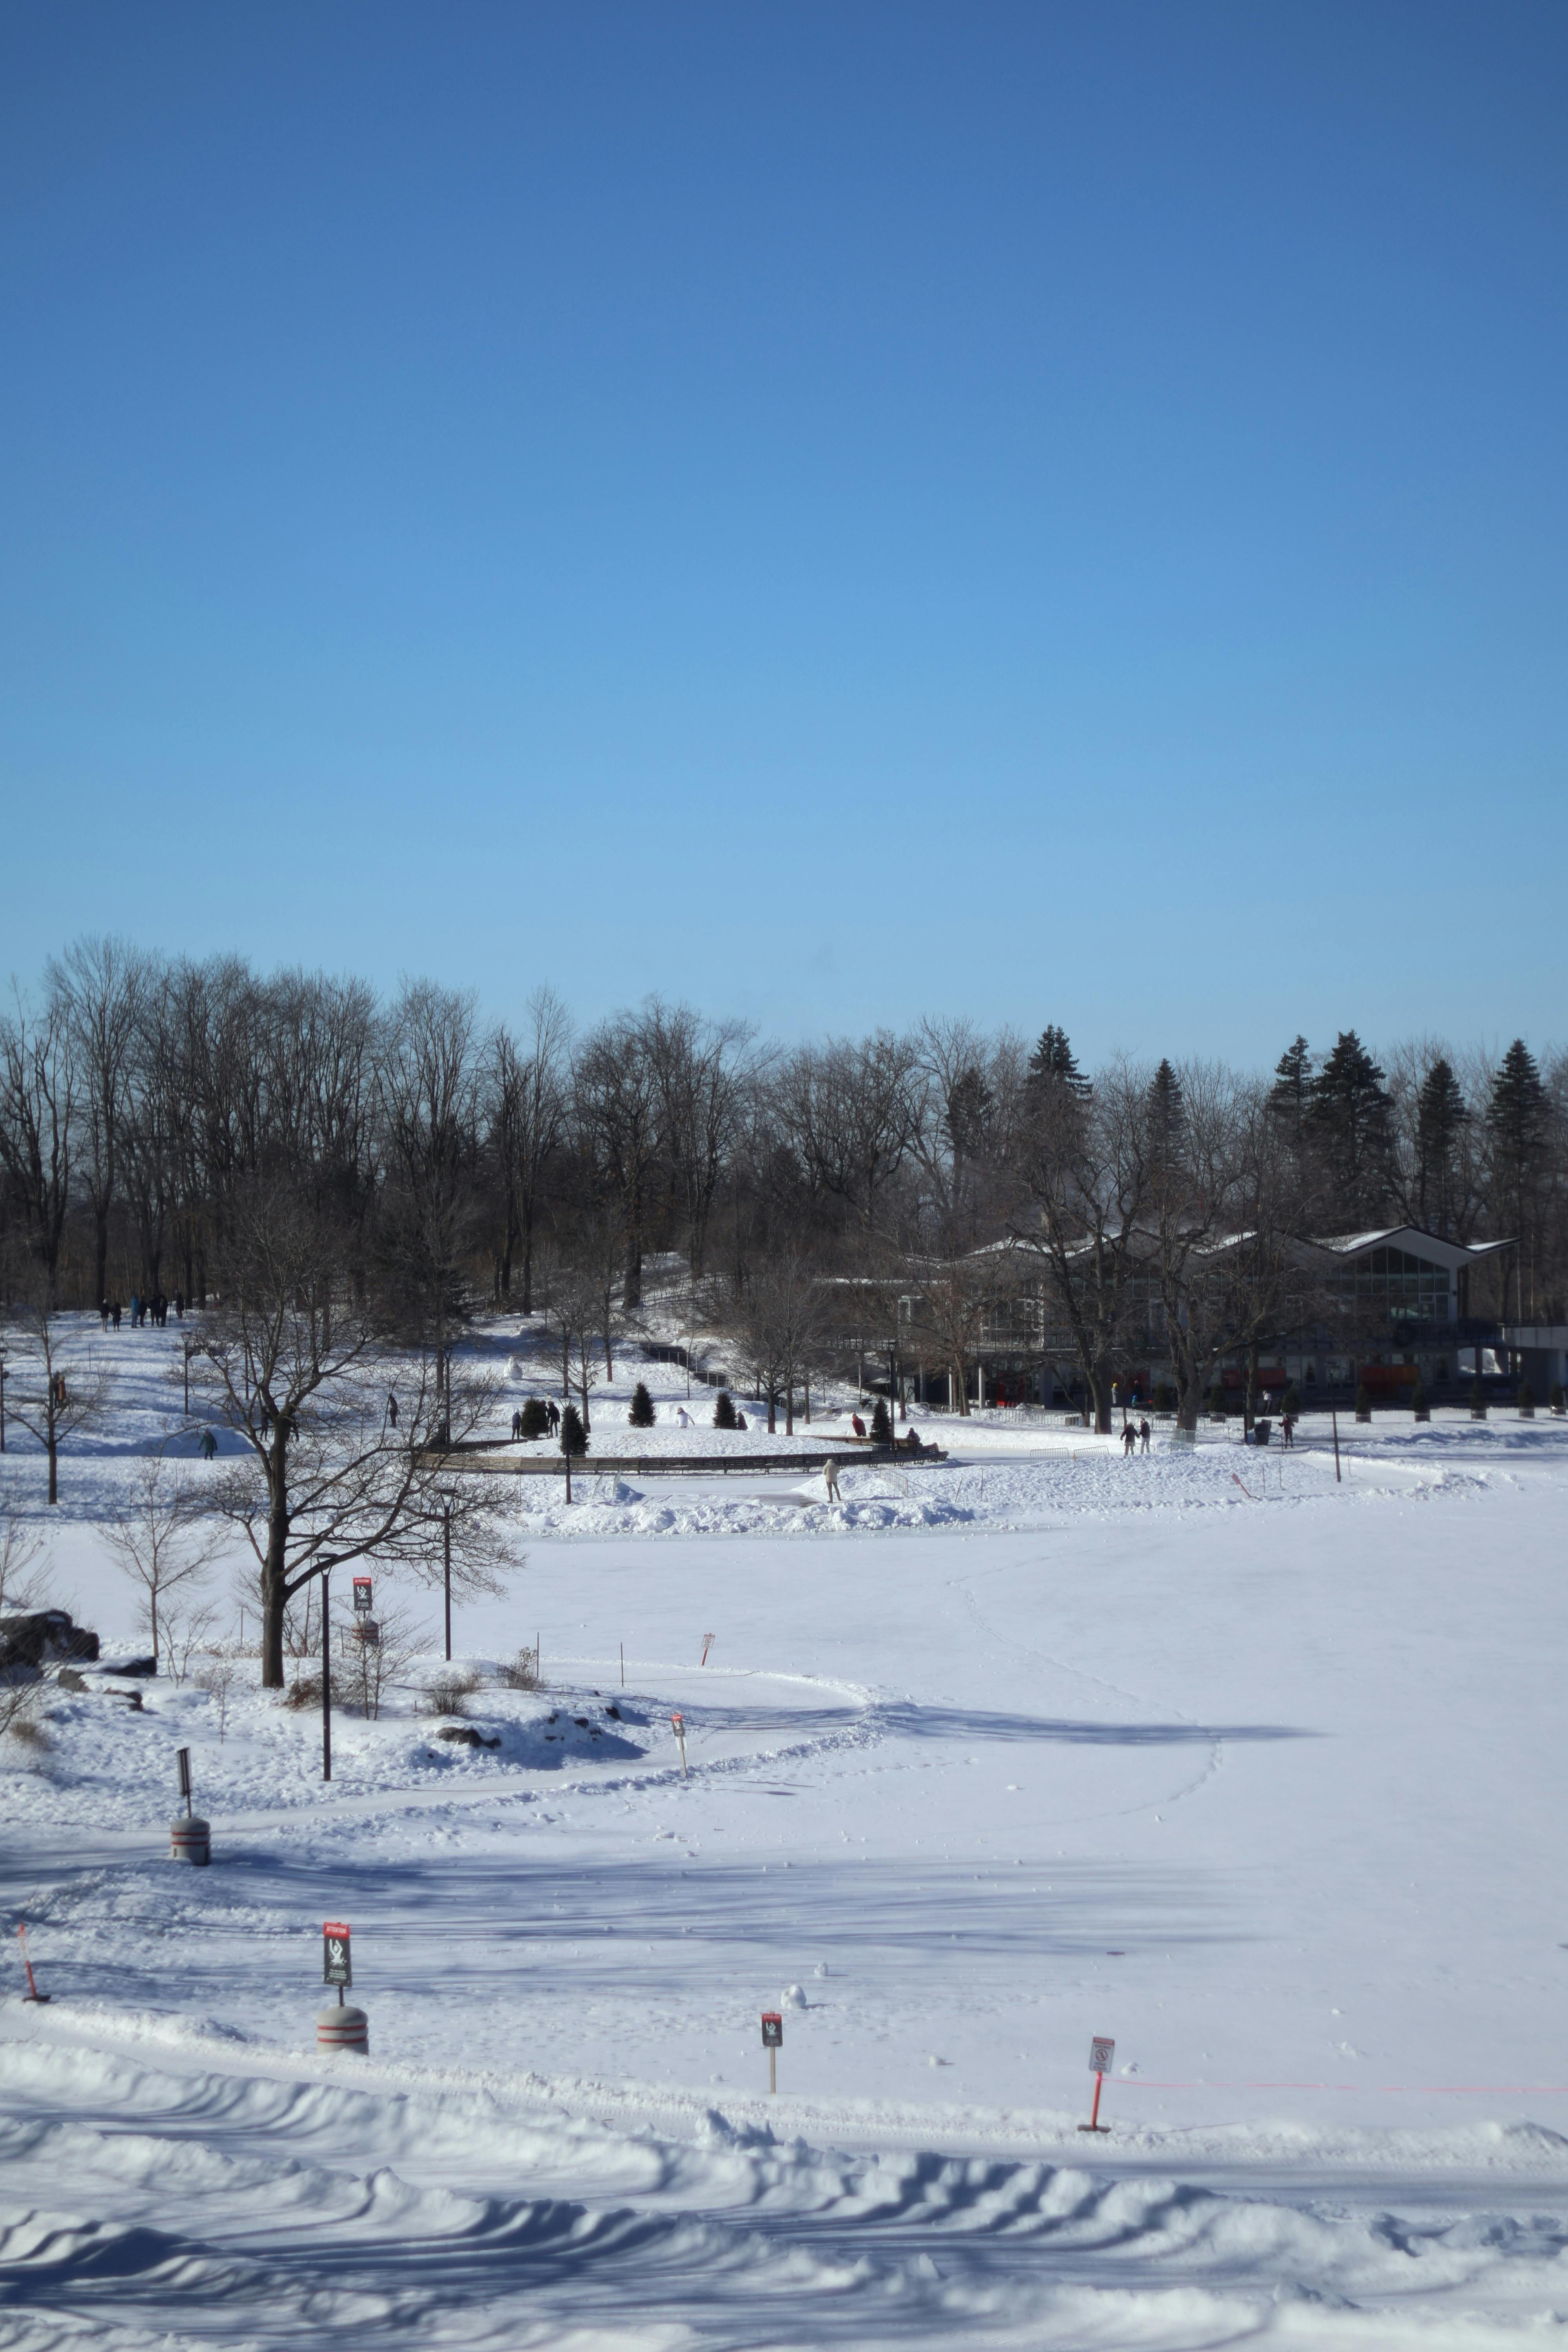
[1354, 1385, 1372, 1422]
[628, 1382, 656, 1428]
[869, 1397, 892, 1443]
[1281, 1383, 1301, 1417]
[519, 1396, 548, 1440]
[713, 1390, 737, 1429]
[560, 1404, 588, 1457]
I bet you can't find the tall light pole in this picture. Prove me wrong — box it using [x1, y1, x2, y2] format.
[442, 1494, 454, 1662]
[319, 1555, 338, 1782]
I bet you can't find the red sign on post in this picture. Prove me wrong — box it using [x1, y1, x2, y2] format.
[352, 1577, 373, 1616]
[761, 2009, 783, 2094]
[323, 1921, 352, 1989]
[1080, 2035, 1114, 2133]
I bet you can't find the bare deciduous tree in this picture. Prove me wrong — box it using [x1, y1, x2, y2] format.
[0, 1282, 110, 1502]
[198, 1180, 505, 1689]
[104, 1452, 217, 1670]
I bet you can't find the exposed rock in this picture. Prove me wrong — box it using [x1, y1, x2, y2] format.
[436, 1722, 501, 1749]
[55, 1667, 89, 1693]
[0, 1611, 100, 1671]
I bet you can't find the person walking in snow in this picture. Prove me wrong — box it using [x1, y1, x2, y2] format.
[546, 1398, 560, 1435]
[1122, 1422, 1137, 1457]
[823, 1457, 842, 1502]
[387, 1391, 399, 1429]
[1139, 1417, 1151, 1454]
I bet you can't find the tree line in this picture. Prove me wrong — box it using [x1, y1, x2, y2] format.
[2, 940, 1564, 1454]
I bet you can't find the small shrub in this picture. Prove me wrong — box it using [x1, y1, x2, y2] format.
[560, 1403, 588, 1457]
[628, 1382, 656, 1428]
[1551, 1382, 1565, 1414]
[1354, 1385, 1372, 1421]
[424, 1668, 482, 1718]
[1151, 1379, 1176, 1413]
[1207, 1383, 1227, 1418]
[713, 1390, 737, 1430]
[1410, 1381, 1429, 1420]
[5, 1715, 48, 1751]
[869, 1397, 892, 1443]
[1518, 1379, 1535, 1414]
[519, 1396, 548, 1440]
[1470, 1377, 1487, 1418]
[1280, 1383, 1301, 1418]
[283, 1673, 323, 1710]
[500, 1646, 539, 1690]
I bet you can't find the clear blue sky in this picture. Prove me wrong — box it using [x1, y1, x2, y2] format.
[2, 3, 1564, 1068]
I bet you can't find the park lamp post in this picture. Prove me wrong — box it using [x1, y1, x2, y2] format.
[441, 1489, 456, 1662]
[318, 1555, 338, 1782]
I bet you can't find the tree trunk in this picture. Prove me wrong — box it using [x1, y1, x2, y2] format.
[47, 1433, 58, 1505]
[955, 1361, 970, 1417]
[260, 1443, 290, 1689]
[767, 1388, 777, 1434]
[94, 1212, 109, 1310]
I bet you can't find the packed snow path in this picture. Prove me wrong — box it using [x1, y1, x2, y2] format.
[4, 1320, 1568, 2342]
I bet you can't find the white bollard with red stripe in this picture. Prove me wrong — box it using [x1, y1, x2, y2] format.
[316, 2002, 369, 2054]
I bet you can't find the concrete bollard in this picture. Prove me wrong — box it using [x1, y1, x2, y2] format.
[170, 1816, 211, 1866]
[317, 2002, 369, 2055]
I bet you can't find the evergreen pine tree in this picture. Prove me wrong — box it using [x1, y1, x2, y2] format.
[1269, 1036, 1313, 1140]
[519, 1396, 548, 1440]
[1145, 1059, 1185, 1175]
[1415, 1057, 1469, 1236]
[628, 1381, 656, 1428]
[559, 1403, 588, 1457]
[869, 1396, 892, 1443]
[1487, 1040, 1547, 1314]
[1307, 1032, 1392, 1226]
[713, 1390, 737, 1429]
[1026, 1025, 1089, 1098]
[942, 1065, 995, 1165]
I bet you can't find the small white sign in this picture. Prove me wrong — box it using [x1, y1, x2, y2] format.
[1089, 2035, 1115, 2076]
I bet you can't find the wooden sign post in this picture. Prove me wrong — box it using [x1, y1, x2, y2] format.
[761, 2009, 783, 2094]
[1079, 2035, 1114, 2132]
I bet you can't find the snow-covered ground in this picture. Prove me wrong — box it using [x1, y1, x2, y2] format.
[4, 1315, 1568, 2345]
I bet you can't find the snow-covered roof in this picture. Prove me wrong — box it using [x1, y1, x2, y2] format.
[1312, 1225, 1512, 1270]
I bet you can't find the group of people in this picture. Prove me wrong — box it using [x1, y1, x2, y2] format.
[100, 1292, 185, 1330]
[1121, 1417, 1152, 1455]
[508, 1401, 562, 1439]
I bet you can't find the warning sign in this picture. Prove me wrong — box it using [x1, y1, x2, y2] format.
[1089, 2035, 1114, 2076]
[323, 1921, 352, 1988]
[760, 2011, 783, 2048]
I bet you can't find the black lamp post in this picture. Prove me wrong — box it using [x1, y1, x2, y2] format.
[318, 1555, 338, 1781]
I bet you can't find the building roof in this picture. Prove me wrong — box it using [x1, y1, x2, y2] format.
[1310, 1225, 1512, 1271]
